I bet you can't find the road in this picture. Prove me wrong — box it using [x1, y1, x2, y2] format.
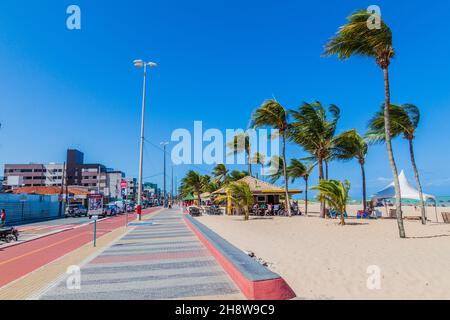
[0, 208, 159, 289]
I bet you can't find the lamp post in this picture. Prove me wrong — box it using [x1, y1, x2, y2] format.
[160, 141, 169, 208]
[134, 59, 157, 220]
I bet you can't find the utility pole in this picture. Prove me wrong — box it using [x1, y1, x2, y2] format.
[160, 141, 169, 207]
[171, 166, 174, 201]
[65, 163, 69, 206]
[175, 176, 178, 203]
[59, 162, 66, 217]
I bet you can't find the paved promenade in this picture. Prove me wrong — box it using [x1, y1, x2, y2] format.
[38, 209, 243, 300]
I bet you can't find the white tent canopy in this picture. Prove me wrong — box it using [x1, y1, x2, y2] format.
[372, 170, 435, 201]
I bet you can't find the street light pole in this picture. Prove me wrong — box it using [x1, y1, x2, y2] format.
[134, 59, 157, 220]
[160, 141, 169, 207]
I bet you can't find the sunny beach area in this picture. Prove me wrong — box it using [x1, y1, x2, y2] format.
[2, 1, 450, 310]
[196, 203, 450, 300]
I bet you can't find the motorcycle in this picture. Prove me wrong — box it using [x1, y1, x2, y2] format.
[0, 227, 20, 244]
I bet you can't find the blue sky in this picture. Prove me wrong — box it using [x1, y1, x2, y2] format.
[0, 0, 449, 198]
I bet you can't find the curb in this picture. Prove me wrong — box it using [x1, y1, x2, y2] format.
[184, 215, 296, 300]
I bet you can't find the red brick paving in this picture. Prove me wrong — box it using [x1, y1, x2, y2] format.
[0, 208, 159, 289]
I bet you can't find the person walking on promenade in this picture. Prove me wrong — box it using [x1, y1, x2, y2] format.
[0, 209, 6, 227]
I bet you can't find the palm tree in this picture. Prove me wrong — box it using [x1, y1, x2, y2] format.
[229, 170, 249, 182]
[266, 155, 284, 184]
[180, 170, 204, 205]
[201, 174, 222, 194]
[288, 159, 315, 216]
[333, 129, 369, 212]
[215, 181, 254, 220]
[324, 10, 405, 238]
[227, 133, 252, 176]
[251, 152, 266, 180]
[367, 103, 426, 224]
[289, 101, 340, 218]
[212, 164, 229, 184]
[253, 99, 292, 216]
[312, 180, 351, 226]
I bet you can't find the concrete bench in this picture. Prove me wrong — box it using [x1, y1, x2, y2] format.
[184, 214, 296, 300]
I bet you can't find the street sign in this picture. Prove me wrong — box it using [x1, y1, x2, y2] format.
[88, 194, 103, 216]
[120, 180, 128, 189]
[121, 188, 127, 199]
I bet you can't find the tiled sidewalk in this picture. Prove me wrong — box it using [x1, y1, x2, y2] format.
[39, 209, 243, 300]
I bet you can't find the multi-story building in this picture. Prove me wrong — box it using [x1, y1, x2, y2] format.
[143, 182, 160, 198]
[105, 170, 125, 200]
[66, 149, 106, 192]
[123, 178, 137, 200]
[44, 163, 65, 186]
[3, 163, 64, 188]
[3, 149, 130, 197]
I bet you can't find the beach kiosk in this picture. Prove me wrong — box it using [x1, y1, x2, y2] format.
[212, 176, 302, 215]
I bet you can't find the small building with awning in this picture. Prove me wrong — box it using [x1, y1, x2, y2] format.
[212, 176, 302, 207]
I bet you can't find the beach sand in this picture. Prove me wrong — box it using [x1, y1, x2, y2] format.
[196, 204, 450, 300]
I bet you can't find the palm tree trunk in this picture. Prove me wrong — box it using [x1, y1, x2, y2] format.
[325, 160, 329, 180]
[197, 191, 202, 207]
[282, 134, 292, 216]
[304, 177, 308, 216]
[360, 161, 367, 212]
[383, 67, 406, 238]
[318, 159, 325, 218]
[244, 207, 249, 221]
[247, 153, 252, 177]
[408, 139, 427, 225]
[340, 211, 345, 226]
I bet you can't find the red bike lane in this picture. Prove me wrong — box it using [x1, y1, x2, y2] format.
[0, 208, 159, 289]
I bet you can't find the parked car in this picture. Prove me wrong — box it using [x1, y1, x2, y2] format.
[103, 204, 119, 217]
[113, 201, 126, 214]
[65, 204, 88, 218]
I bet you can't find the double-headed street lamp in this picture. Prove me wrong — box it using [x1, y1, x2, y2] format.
[134, 59, 157, 220]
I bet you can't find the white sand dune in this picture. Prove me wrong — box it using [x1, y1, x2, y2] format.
[196, 204, 450, 300]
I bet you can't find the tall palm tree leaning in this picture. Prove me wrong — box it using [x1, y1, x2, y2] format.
[368, 103, 427, 224]
[289, 101, 340, 218]
[228, 170, 249, 182]
[267, 156, 284, 184]
[333, 129, 369, 212]
[227, 133, 252, 177]
[252, 100, 292, 216]
[288, 159, 315, 216]
[312, 180, 351, 226]
[251, 152, 266, 180]
[212, 164, 230, 184]
[180, 170, 204, 206]
[324, 9, 406, 238]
